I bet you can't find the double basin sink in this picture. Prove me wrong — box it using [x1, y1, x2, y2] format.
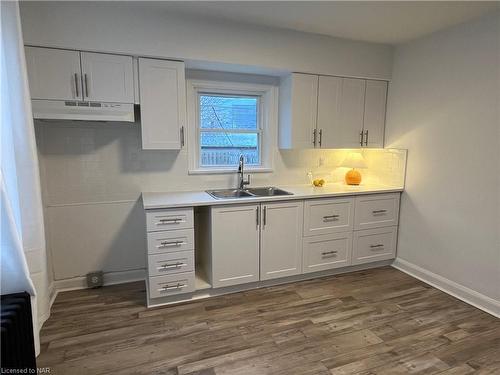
[207, 186, 293, 199]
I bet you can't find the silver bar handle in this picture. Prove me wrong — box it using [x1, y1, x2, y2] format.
[74, 73, 79, 98]
[263, 206, 267, 227]
[321, 250, 338, 256]
[157, 241, 184, 248]
[84, 73, 89, 98]
[313, 129, 317, 147]
[158, 283, 186, 292]
[323, 214, 340, 222]
[156, 218, 182, 225]
[318, 129, 323, 147]
[180, 126, 185, 147]
[359, 131, 364, 146]
[157, 262, 187, 271]
[370, 244, 384, 249]
[372, 210, 387, 214]
[256, 207, 260, 227]
[364, 130, 369, 146]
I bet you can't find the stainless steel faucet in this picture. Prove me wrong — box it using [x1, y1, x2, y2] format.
[237, 155, 250, 190]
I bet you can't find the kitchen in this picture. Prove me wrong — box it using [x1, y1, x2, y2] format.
[1, 1, 499, 374]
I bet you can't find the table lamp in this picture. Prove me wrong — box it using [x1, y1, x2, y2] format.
[340, 152, 367, 185]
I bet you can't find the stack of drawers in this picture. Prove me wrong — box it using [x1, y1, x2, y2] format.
[352, 193, 400, 265]
[302, 193, 400, 273]
[146, 208, 196, 300]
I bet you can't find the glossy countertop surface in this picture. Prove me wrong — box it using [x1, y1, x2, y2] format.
[142, 183, 403, 210]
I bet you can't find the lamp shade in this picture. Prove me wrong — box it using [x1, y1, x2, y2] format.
[340, 152, 367, 169]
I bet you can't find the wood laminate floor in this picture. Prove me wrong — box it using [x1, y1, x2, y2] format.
[38, 267, 500, 375]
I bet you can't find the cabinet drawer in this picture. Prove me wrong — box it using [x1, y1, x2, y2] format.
[146, 208, 193, 232]
[354, 193, 400, 230]
[148, 272, 195, 299]
[352, 226, 397, 265]
[303, 232, 352, 274]
[148, 251, 194, 277]
[304, 197, 354, 236]
[147, 229, 194, 254]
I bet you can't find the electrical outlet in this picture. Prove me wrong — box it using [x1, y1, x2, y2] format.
[86, 271, 103, 288]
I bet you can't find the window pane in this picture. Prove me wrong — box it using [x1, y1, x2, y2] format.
[200, 132, 259, 166]
[199, 95, 258, 130]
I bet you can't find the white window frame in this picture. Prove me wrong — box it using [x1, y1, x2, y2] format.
[187, 79, 277, 174]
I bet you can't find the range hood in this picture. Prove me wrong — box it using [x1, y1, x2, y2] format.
[31, 100, 135, 122]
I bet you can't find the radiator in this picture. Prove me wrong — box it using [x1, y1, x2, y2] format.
[1, 292, 37, 370]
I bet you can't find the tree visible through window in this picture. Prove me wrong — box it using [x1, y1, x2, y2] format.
[199, 94, 261, 167]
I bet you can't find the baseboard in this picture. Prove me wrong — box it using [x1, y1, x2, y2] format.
[52, 268, 146, 294]
[392, 258, 500, 318]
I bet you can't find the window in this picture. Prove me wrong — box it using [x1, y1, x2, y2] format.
[199, 94, 260, 167]
[187, 80, 277, 174]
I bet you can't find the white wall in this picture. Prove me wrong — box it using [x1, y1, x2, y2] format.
[386, 13, 500, 312]
[19, 1, 393, 80]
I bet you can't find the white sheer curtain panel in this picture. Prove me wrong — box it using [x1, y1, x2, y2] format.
[1, 0, 50, 355]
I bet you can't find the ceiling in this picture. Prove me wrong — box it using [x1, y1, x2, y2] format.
[145, 1, 498, 45]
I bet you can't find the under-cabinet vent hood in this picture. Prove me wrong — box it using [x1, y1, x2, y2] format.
[31, 100, 135, 122]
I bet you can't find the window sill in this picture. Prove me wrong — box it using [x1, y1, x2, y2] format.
[188, 167, 273, 175]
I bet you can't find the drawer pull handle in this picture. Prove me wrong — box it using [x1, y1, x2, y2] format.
[370, 244, 384, 249]
[323, 215, 340, 222]
[157, 241, 184, 248]
[157, 262, 187, 271]
[372, 210, 387, 214]
[321, 250, 338, 257]
[157, 283, 186, 292]
[156, 218, 182, 225]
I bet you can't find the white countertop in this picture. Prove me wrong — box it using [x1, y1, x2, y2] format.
[142, 183, 403, 210]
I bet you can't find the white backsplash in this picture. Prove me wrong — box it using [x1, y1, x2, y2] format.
[36, 120, 406, 205]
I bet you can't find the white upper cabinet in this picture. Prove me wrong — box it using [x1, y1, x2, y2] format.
[279, 73, 388, 149]
[363, 80, 387, 148]
[25, 47, 82, 101]
[80, 52, 134, 103]
[138, 58, 186, 150]
[317, 76, 342, 148]
[260, 201, 303, 280]
[25, 46, 135, 104]
[338, 78, 367, 148]
[279, 73, 318, 149]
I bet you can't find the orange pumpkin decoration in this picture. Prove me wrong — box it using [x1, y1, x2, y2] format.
[345, 168, 362, 185]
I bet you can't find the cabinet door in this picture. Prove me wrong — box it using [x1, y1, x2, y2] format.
[303, 232, 352, 274]
[304, 197, 354, 236]
[339, 78, 366, 148]
[80, 52, 134, 103]
[352, 227, 397, 265]
[363, 80, 387, 148]
[317, 76, 342, 148]
[279, 73, 318, 149]
[139, 58, 186, 150]
[25, 47, 81, 101]
[354, 193, 400, 231]
[211, 204, 260, 288]
[260, 201, 303, 280]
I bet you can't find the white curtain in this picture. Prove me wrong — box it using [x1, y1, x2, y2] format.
[1, 1, 50, 355]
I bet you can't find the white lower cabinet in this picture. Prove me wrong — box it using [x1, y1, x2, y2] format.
[260, 201, 303, 280]
[303, 232, 352, 273]
[148, 251, 195, 277]
[352, 226, 398, 265]
[144, 192, 400, 306]
[149, 272, 196, 299]
[304, 197, 354, 236]
[211, 204, 260, 288]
